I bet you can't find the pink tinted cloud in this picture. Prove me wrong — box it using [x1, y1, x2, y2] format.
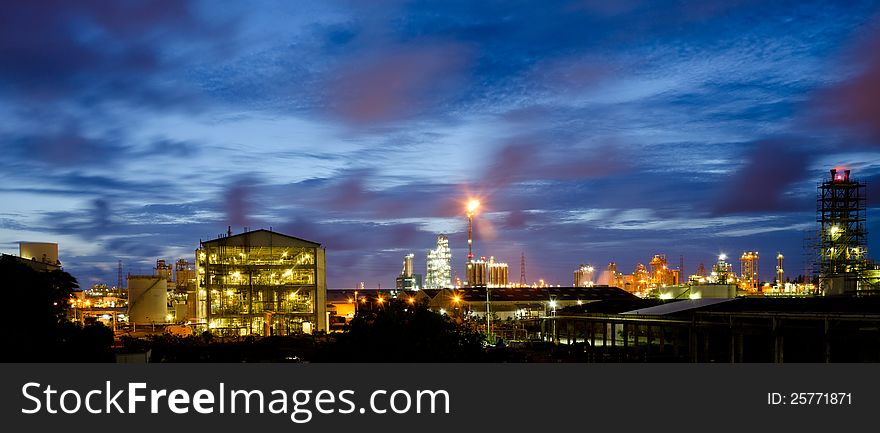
[822, 34, 880, 143]
[484, 139, 628, 190]
[329, 42, 473, 125]
[712, 139, 809, 214]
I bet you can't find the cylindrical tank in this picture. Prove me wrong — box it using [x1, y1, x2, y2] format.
[128, 275, 168, 325]
[19, 242, 59, 265]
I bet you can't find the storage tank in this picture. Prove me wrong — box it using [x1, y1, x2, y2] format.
[128, 275, 168, 325]
[19, 242, 59, 265]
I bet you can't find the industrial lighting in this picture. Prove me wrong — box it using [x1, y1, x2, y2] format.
[467, 199, 480, 214]
[453, 295, 461, 303]
[407, 297, 415, 304]
[549, 300, 557, 309]
[718, 253, 727, 261]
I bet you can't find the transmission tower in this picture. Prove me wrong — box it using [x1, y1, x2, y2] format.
[519, 252, 526, 285]
[117, 260, 123, 289]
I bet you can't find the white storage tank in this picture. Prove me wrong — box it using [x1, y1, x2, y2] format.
[128, 275, 168, 325]
[19, 242, 59, 265]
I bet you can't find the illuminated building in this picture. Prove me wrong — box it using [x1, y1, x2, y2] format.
[466, 256, 508, 287]
[818, 168, 869, 295]
[424, 286, 637, 321]
[395, 253, 422, 291]
[425, 234, 452, 289]
[574, 264, 594, 287]
[624, 263, 649, 295]
[709, 254, 736, 285]
[648, 254, 680, 288]
[601, 262, 625, 288]
[739, 251, 759, 291]
[196, 229, 327, 336]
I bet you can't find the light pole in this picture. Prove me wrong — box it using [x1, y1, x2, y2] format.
[466, 199, 491, 342]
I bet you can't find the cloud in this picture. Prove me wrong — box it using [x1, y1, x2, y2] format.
[5, 128, 127, 168]
[815, 22, 880, 144]
[0, 0, 234, 109]
[326, 41, 473, 125]
[711, 139, 812, 214]
[224, 180, 253, 228]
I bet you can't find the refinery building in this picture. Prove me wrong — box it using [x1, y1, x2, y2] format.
[195, 229, 327, 336]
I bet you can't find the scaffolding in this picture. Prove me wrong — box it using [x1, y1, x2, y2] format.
[196, 229, 324, 336]
[817, 169, 868, 295]
[739, 251, 759, 292]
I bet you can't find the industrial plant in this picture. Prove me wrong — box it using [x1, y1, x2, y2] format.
[5, 167, 880, 362]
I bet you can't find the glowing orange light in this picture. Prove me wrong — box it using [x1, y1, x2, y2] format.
[467, 199, 480, 214]
[407, 297, 415, 304]
[453, 295, 461, 303]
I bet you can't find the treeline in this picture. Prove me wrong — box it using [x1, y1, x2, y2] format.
[3, 256, 114, 362]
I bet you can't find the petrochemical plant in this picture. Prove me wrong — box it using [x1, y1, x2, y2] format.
[6, 168, 880, 345]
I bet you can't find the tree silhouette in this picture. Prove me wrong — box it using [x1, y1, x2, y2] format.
[3, 256, 113, 361]
[318, 298, 485, 362]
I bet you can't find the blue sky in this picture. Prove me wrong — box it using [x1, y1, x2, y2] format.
[2, 0, 880, 288]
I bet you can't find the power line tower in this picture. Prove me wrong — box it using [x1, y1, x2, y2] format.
[519, 252, 526, 285]
[117, 260, 124, 290]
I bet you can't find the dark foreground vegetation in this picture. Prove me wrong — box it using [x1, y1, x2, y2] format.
[5, 256, 114, 362]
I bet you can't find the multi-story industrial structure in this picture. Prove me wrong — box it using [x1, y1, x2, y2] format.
[601, 262, 626, 288]
[817, 169, 869, 295]
[648, 254, 680, 287]
[574, 264, 594, 287]
[155, 259, 173, 282]
[195, 229, 327, 336]
[425, 235, 452, 289]
[740, 251, 759, 291]
[395, 253, 422, 291]
[623, 263, 649, 295]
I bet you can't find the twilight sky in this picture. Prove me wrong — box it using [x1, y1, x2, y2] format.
[2, 0, 880, 289]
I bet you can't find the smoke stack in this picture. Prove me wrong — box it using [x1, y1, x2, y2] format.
[227, 226, 232, 237]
